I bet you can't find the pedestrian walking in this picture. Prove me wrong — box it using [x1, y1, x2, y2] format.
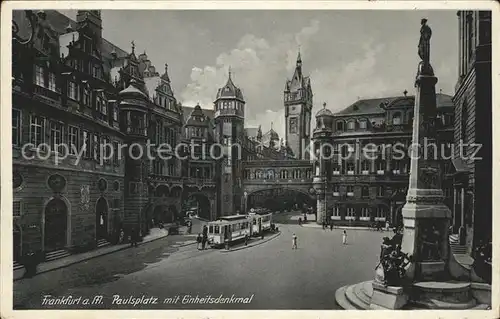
[201, 234, 207, 250]
[196, 233, 202, 250]
[330, 222, 333, 231]
[342, 229, 347, 245]
[292, 233, 298, 250]
[130, 227, 139, 247]
[245, 234, 249, 245]
[298, 217, 302, 226]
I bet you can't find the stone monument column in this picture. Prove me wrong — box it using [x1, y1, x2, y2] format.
[400, 18, 452, 282]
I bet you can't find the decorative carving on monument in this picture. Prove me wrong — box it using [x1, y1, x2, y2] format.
[375, 235, 412, 286]
[418, 167, 440, 189]
[419, 221, 442, 261]
[81, 185, 90, 210]
[48, 174, 66, 192]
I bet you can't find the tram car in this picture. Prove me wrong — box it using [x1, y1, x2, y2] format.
[248, 212, 273, 236]
[207, 215, 251, 247]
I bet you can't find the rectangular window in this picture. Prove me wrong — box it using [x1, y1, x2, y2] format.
[347, 162, 355, 175]
[332, 205, 340, 219]
[102, 136, 111, 164]
[113, 141, 119, 165]
[83, 88, 91, 106]
[347, 186, 354, 197]
[50, 122, 64, 153]
[35, 65, 45, 87]
[30, 115, 45, 147]
[346, 207, 355, 220]
[333, 185, 340, 197]
[361, 161, 370, 174]
[68, 126, 79, 155]
[377, 186, 384, 197]
[13, 201, 21, 217]
[68, 81, 79, 100]
[12, 109, 21, 146]
[113, 105, 119, 121]
[359, 120, 367, 129]
[82, 130, 90, 158]
[93, 134, 99, 162]
[289, 117, 298, 134]
[48, 72, 57, 91]
[377, 160, 385, 174]
[360, 208, 370, 220]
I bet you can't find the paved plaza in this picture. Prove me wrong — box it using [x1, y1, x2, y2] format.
[14, 214, 387, 310]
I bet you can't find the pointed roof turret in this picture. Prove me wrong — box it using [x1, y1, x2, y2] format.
[161, 63, 171, 83]
[215, 68, 244, 101]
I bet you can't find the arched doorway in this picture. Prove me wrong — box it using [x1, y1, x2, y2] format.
[13, 223, 22, 261]
[247, 188, 316, 213]
[44, 198, 68, 251]
[183, 193, 211, 220]
[96, 197, 108, 240]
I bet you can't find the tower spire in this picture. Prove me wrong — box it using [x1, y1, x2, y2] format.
[297, 46, 302, 66]
[131, 40, 135, 54]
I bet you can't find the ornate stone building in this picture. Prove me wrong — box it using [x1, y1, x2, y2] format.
[11, 10, 283, 263]
[312, 93, 455, 226]
[451, 11, 492, 251]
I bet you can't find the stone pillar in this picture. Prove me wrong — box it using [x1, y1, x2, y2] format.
[400, 57, 452, 282]
[316, 192, 325, 225]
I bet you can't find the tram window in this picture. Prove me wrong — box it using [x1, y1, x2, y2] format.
[231, 224, 236, 231]
[209, 225, 213, 233]
[214, 226, 219, 234]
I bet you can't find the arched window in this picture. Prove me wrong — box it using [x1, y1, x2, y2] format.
[392, 112, 402, 125]
[336, 121, 345, 131]
[358, 119, 367, 129]
[347, 120, 355, 130]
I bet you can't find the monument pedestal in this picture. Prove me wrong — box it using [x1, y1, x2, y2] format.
[370, 281, 408, 309]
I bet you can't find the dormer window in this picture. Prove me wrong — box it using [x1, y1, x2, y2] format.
[347, 121, 355, 130]
[359, 119, 367, 129]
[392, 112, 402, 125]
[336, 121, 344, 131]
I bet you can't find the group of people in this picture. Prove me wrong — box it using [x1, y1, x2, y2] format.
[291, 229, 348, 250]
[196, 225, 208, 250]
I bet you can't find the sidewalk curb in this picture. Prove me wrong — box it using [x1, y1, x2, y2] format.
[300, 224, 392, 231]
[220, 231, 281, 253]
[14, 233, 175, 281]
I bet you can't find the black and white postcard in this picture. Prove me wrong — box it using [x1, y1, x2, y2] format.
[1, 1, 498, 318]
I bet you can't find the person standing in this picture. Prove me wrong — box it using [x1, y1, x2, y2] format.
[196, 234, 202, 250]
[342, 229, 347, 245]
[130, 227, 138, 247]
[330, 221, 333, 231]
[292, 233, 298, 250]
[201, 234, 207, 250]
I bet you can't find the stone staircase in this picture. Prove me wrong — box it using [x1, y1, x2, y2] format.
[45, 249, 71, 262]
[335, 280, 490, 310]
[97, 238, 110, 248]
[449, 234, 468, 255]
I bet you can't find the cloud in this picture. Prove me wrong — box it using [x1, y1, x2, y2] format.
[180, 20, 321, 137]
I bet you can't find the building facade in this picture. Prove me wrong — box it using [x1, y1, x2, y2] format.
[11, 10, 283, 262]
[451, 11, 492, 251]
[312, 93, 455, 226]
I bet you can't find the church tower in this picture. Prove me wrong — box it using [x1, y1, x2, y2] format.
[214, 70, 245, 216]
[284, 51, 313, 160]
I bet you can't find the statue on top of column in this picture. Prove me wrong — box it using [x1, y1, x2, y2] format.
[418, 18, 432, 63]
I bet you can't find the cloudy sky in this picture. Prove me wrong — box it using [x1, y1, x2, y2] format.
[63, 10, 458, 136]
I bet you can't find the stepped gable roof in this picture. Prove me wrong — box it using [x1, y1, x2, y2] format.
[181, 105, 215, 125]
[334, 93, 454, 116]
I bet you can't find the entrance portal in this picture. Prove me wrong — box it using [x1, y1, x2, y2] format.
[183, 193, 211, 220]
[44, 198, 67, 251]
[96, 197, 108, 240]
